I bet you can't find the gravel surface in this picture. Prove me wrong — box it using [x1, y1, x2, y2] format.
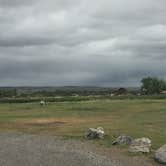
[0, 133, 156, 166]
[0, 133, 121, 166]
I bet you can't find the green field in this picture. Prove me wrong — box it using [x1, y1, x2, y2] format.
[0, 99, 165, 150]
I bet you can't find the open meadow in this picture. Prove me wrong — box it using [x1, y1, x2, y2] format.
[0, 98, 165, 151]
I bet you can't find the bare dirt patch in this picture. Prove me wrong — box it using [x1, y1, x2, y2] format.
[25, 119, 66, 126]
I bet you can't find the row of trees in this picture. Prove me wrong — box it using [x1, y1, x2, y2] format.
[0, 89, 17, 97]
[141, 77, 166, 95]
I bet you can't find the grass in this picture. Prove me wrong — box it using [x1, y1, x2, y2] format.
[0, 99, 165, 150]
[1, 94, 166, 104]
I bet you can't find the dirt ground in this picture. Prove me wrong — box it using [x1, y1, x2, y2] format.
[0, 132, 158, 166]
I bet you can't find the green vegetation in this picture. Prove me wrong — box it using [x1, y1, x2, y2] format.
[0, 96, 93, 103]
[1, 94, 166, 104]
[0, 88, 16, 97]
[141, 77, 166, 94]
[0, 99, 165, 150]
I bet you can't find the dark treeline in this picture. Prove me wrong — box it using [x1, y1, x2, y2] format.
[30, 89, 113, 97]
[0, 89, 17, 97]
[0, 87, 139, 98]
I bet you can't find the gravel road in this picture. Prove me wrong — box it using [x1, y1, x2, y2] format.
[0, 133, 156, 166]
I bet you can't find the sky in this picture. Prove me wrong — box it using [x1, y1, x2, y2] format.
[0, 0, 166, 87]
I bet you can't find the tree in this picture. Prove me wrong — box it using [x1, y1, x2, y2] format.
[117, 88, 127, 95]
[141, 77, 166, 95]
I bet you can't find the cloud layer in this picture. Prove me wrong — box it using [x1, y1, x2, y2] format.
[0, 0, 166, 86]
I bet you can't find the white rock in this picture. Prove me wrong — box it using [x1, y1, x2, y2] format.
[129, 137, 151, 153]
[86, 127, 105, 139]
[155, 144, 166, 164]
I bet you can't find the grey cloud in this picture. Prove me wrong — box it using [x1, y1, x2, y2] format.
[0, 0, 166, 86]
[0, 0, 36, 7]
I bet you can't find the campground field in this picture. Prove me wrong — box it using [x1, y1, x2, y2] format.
[0, 99, 165, 150]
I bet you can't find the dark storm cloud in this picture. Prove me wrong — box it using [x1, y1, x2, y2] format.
[0, 0, 166, 86]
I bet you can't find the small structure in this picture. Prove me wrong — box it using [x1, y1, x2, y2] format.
[160, 91, 166, 94]
[40, 100, 46, 106]
[110, 93, 115, 97]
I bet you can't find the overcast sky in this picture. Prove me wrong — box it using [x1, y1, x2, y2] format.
[0, 0, 166, 87]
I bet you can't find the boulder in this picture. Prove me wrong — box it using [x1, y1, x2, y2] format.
[155, 144, 166, 164]
[112, 135, 133, 145]
[86, 127, 105, 139]
[129, 137, 151, 153]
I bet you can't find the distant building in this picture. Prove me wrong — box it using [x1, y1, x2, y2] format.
[110, 93, 115, 97]
[160, 91, 166, 94]
[40, 100, 46, 106]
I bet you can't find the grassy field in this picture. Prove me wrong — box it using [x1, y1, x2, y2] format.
[0, 99, 165, 150]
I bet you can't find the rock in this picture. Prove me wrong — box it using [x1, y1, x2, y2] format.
[112, 135, 133, 145]
[86, 127, 105, 139]
[129, 137, 151, 153]
[155, 144, 166, 164]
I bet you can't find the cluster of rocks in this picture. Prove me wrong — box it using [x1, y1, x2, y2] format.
[112, 135, 152, 153]
[112, 135, 166, 164]
[85, 128, 166, 164]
